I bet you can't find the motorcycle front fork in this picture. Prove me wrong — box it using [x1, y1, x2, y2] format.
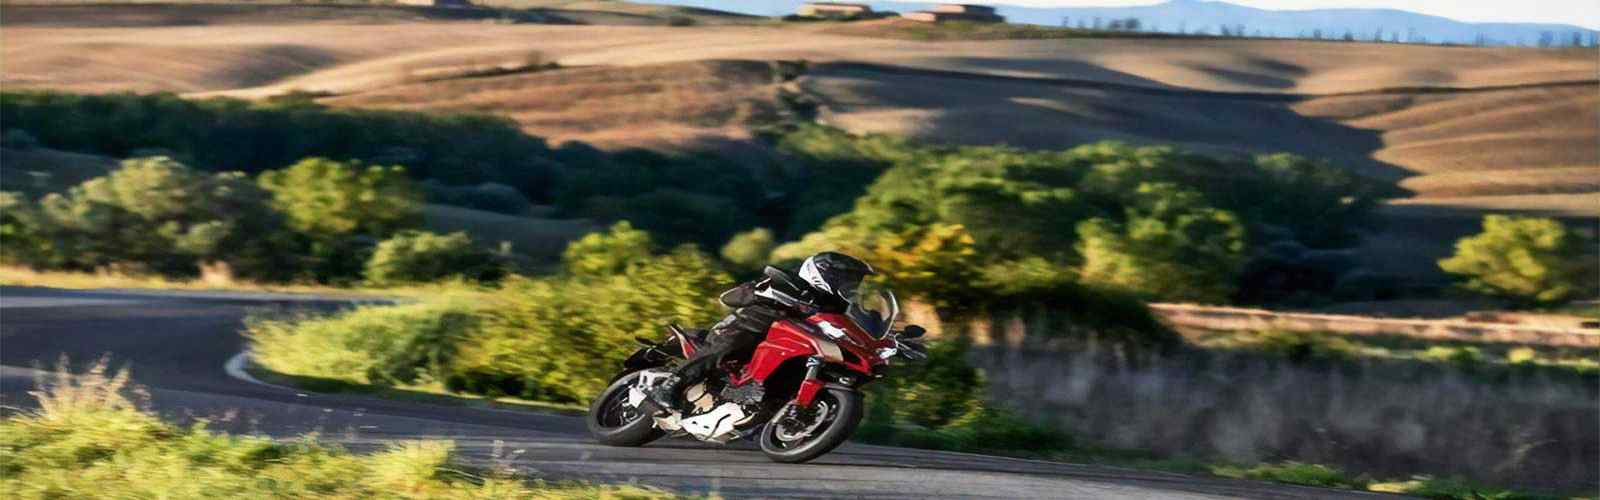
[793, 356, 826, 408]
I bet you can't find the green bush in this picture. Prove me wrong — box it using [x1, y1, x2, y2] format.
[1439, 215, 1593, 306]
[1076, 183, 1247, 303]
[0, 157, 296, 280]
[1214, 462, 1367, 489]
[449, 243, 729, 402]
[772, 127, 1379, 307]
[249, 298, 481, 387]
[365, 230, 506, 286]
[257, 157, 424, 282]
[259, 157, 422, 241]
[719, 227, 777, 273]
[252, 226, 731, 403]
[560, 221, 657, 278]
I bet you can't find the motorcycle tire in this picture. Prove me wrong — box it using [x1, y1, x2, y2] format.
[587, 371, 665, 447]
[758, 387, 863, 463]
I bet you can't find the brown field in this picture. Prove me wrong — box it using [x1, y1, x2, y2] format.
[325, 59, 786, 149]
[2, 3, 1595, 280]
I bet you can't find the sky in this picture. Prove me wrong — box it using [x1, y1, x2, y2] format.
[702, 1, 1600, 29]
[992, 1, 1600, 29]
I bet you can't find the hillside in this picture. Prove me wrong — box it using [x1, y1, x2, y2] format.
[5, 19, 1593, 96]
[647, 0, 1599, 46]
[2, 4, 1594, 283]
[324, 59, 787, 149]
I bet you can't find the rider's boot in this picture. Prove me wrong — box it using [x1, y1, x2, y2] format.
[645, 374, 685, 415]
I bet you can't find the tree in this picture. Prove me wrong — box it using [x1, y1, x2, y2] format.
[364, 230, 505, 286]
[562, 221, 656, 278]
[1076, 183, 1247, 303]
[1438, 216, 1592, 305]
[258, 157, 421, 240]
[870, 223, 984, 310]
[257, 157, 422, 282]
[3, 157, 295, 280]
[720, 228, 776, 273]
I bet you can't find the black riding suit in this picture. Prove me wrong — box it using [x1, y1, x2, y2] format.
[662, 269, 849, 407]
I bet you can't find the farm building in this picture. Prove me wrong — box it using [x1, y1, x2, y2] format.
[902, 4, 1005, 23]
[797, 2, 874, 19]
[396, 0, 473, 7]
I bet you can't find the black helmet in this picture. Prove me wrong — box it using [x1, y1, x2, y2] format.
[797, 252, 875, 301]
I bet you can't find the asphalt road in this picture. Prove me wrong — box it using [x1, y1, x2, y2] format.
[0, 286, 1384, 499]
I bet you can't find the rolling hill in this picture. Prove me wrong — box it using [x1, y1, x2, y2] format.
[2, 2, 1594, 282]
[644, 0, 1599, 46]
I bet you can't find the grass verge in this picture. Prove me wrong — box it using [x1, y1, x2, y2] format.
[1, 359, 679, 499]
[246, 364, 586, 416]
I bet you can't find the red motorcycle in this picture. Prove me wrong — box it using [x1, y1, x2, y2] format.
[586, 266, 927, 463]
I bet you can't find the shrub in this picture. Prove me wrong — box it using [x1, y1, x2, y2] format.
[259, 157, 422, 240]
[561, 221, 656, 278]
[253, 229, 731, 403]
[1438, 215, 1593, 306]
[365, 230, 506, 286]
[248, 299, 481, 386]
[1214, 462, 1367, 489]
[719, 227, 777, 273]
[448, 245, 729, 402]
[773, 127, 1371, 308]
[0, 157, 296, 280]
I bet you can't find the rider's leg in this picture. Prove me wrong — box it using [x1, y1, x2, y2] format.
[648, 306, 777, 412]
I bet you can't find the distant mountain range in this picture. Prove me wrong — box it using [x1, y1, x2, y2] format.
[640, 0, 1599, 46]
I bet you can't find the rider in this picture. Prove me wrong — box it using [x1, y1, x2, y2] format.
[647, 251, 875, 414]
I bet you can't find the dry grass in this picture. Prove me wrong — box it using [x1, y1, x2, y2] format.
[328, 60, 785, 147]
[0, 265, 342, 293]
[2, 357, 682, 499]
[5, 16, 1592, 96]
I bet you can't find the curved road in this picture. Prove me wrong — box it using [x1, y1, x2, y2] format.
[0, 286, 1383, 499]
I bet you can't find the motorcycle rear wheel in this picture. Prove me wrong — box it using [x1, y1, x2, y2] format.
[587, 371, 665, 447]
[758, 388, 863, 463]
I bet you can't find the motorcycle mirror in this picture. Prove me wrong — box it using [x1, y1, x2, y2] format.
[900, 325, 926, 339]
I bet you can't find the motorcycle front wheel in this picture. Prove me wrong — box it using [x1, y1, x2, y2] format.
[587, 371, 665, 447]
[758, 387, 863, 463]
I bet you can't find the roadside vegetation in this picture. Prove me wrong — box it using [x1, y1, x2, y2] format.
[0, 360, 678, 499]
[1188, 328, 1600, 374]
